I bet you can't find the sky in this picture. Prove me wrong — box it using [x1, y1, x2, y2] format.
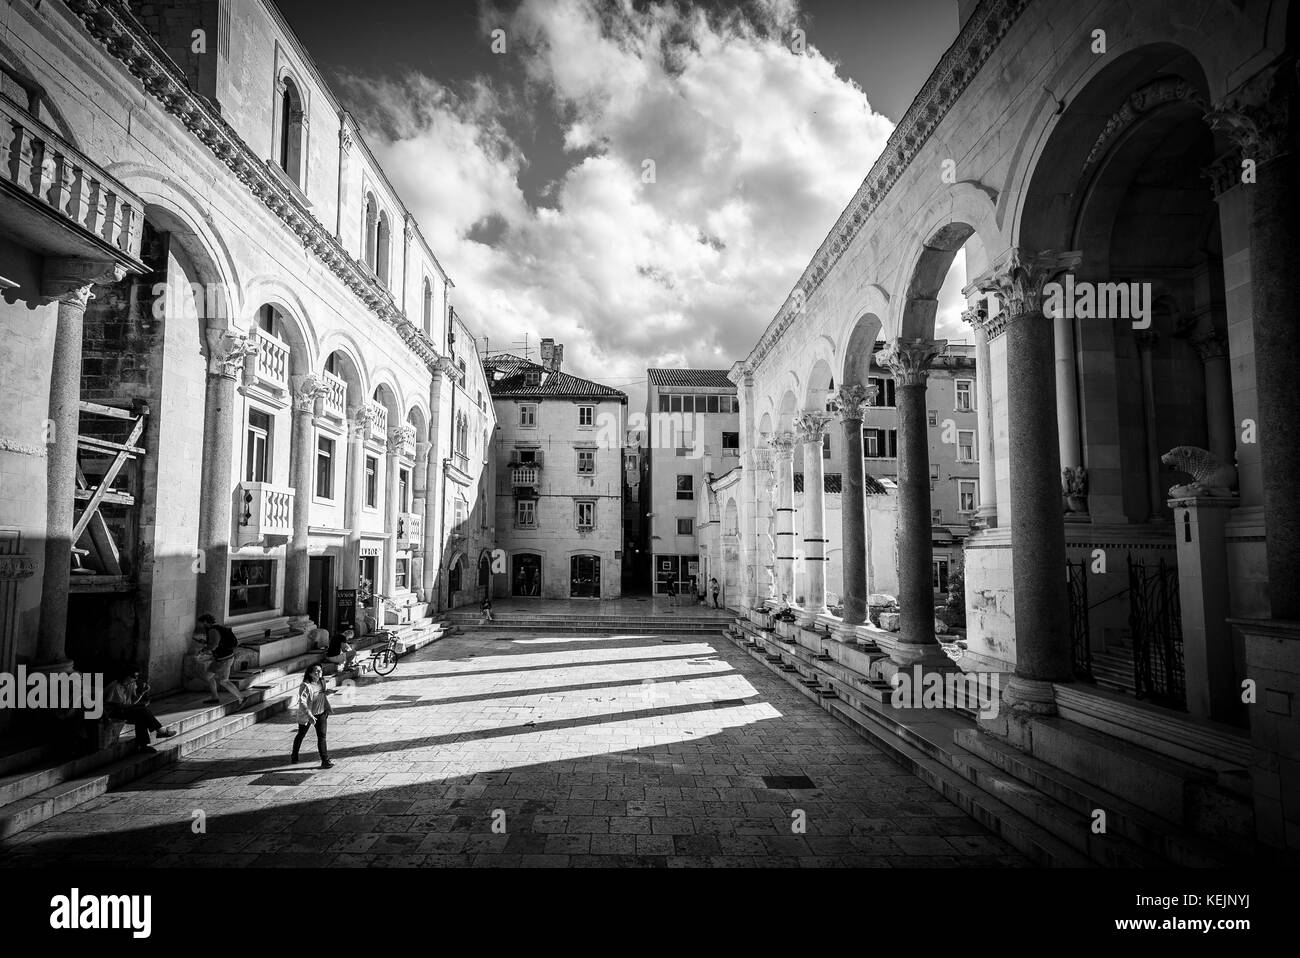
[274, 0, 971, 407]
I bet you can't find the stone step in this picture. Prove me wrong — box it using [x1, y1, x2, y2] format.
[952, 728, 1248, 866]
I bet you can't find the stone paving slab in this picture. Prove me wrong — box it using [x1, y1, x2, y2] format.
[0, 627, 1025, 868]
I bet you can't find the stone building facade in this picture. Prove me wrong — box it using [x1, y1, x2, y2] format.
[486, 341, 627, 600]
[719, 0, 1300, 854]
[0, 0, 485, 713]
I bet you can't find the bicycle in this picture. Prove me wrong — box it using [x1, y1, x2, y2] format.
[342, 629, 399, 677]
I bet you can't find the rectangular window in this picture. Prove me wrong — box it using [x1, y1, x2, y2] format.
[676, 517, 694, 535]
[722, 431, 739, 450]
[315, 435, 334, 499]
[870, 377, 896, 408]
[707, 395, 719, 413]
[863, 428, 898, 458]
[516, 499, 536, 528]
[670, 394, 682, 413]
[823, 434, 831, 459]
[677, 475, 693, 500]
[399, 468, 410, 511]
[519, 404, 537, 427]
[683, 395, 695, 414]
[578, 405, 595, 427]
[956, 379, 974, 412]
[394, 558, 409, 591]
[454, 498, 468, 527]
[245, 409, 271, 483]
[932, 558, 950, 593]
[659, 394, 670, 412]
[958, 430, 976, 462]
[229, 559, 276, 615]
[577, 449, 595, 474]
[517, 449, 536, 464]
[928, 409, 938, 426]
[959, 479, 978, 514]
[365, 455, 379, 508]
[576, 500, 595, 529]
[932, 507, 944, 523]
[723, 395, 736, 413]
[675, 431, 693, 457]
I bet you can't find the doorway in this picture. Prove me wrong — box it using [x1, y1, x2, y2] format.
[308, 555, 333, 632]
[512, 553, 542, 597]
[570, 555, 601, 598]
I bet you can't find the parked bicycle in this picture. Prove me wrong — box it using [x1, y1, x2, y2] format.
[344, 629, 399, 676]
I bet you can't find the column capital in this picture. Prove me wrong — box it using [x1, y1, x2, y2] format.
[830, 383, 876, 421]
[973, 247, 1081, 319]
[291, 374, 329, 413]
[767, 432, 798, 461]
[348, 403, 378, 439]
[1206, 61, 1295, 165]
[874, 338, 947, 386]
[339, 125, 355, 154]
[960, 299, 1008, 341]
[39, 257, 127, 307]
[793, 409, 834, 444]
[751, 446, 774, 472]
[387, 423, 417, 455]
[1191, 327, 1229, 362]
[206, 329, 258, 380]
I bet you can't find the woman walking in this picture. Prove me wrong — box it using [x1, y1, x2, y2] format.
[291, 664, 334, 769]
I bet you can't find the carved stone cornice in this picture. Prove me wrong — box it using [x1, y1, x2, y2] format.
[973, 247, 1081, 319]
[874, 338, 947, 386]
[793, 410, 834, 444]
[206, 330, 258, 380]
[768, 432, 798, 462]
[1207, 61, 1296, 165]
[830, 383, 876, 422]
[387, 423, 417, 455]
[0, 554, 37, 581]
[1084, 77, 1207, 171]
[1191, 328, 1229, 362]
[63, 0, 449, 372]
[291, 374, 329, 413]
[746, 0, 1033, 373]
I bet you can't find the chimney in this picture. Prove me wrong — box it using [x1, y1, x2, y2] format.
[539, 338, 563, 373]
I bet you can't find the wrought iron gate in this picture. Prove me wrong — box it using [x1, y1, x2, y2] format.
[1127, 555, 1185, 710]
[1066, 557, 1092, 682]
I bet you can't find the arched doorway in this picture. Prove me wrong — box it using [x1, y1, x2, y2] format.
[512, 553, 541, 598]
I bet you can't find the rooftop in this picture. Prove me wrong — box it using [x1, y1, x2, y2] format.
[648, 369, 736, 389]
[484, 354, 627, 401]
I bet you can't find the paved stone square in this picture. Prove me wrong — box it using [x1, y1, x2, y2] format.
[0, 629, 1026, 867]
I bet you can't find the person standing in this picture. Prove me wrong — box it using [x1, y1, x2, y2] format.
[665, 579, 678, 607]
[291, 664, 334, 768]
[196, 613, 246, 708]
[709, 577, 720, 609]
[105, 665, 176, 753]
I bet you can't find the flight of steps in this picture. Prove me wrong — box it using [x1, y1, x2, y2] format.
[726, 612, 1261, 867]
[1090, 642, 1136, 695]
[448, 608, 730, 635]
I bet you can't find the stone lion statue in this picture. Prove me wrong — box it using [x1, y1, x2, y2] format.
[1162, 445, 1237, 498]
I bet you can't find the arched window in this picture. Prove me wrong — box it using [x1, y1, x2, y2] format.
[455, 411, 469, 455]
[278, 76, 305, 187]
[422, 278, 433, 334]
[449, 554, 463, 594]
[376, 210, 391, 287]
[364, 193, 377, 270]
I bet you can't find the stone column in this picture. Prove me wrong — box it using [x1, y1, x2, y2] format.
[1136, 331, 1162, 521]
[976, 249, 1080, 713]
[342, 404, 376, 591]
[875, 338, 947, 666]
[422, 360, 453, 601]
[382, 427, 403, 598]
[832, 384, 874, 625]
[1190, 329, 1235, 466]
[195, 329, 259, 622]
[769, 433, 798, 605]
[962, 304, 999, 527]
[1210, 68, 1300, 619]
[35, 258, 126, 667]
[411, 439, 432, 600]
[285, 375, 327, 618]
[794, 410, 833, 618]
[751, 446, 776, 604]
[1053, 306, 1086, 515]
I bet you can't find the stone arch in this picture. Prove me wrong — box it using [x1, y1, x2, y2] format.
[241, 278, 318, 377]
[776, 388, 799, 433]
[804, 357, 835, 413]
[276, 73, 306, 187]
[369, 367, 404, 420]
[0, 36, 79, 148]
[318, 333, 369, 411]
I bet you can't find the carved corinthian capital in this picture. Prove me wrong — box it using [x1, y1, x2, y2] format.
[767, 432, 798, 462]
[291, 374, 329, 413]
[207, 330, 259, 380]
[973, 248, 1081, 319]
[349, 403, 378, 438]
[874, 338, 947, 386]
[830, 383, 875, 421]
[793, 409, 833, 444]
[388, 424, 417, 455]
[1206, 61, 1296, 165]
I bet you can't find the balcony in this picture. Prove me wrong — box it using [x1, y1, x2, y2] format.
[453, 450, 469, 474]
[0, 96, 144, 265]
[367, 399, 388, 442]
[396, 511, 423, 550]
[237, 481, 295, 543]
[321, 371, 347, 420]
[250, 328, 290, 394]
[512, 465, 540, 488]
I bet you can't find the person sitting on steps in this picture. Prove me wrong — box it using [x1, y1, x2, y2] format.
[105, 664, 177, 754]
[324, 627, 358, 672]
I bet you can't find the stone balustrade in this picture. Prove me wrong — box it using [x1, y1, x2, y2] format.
[236, 481, 295, 542]
[251, 328, 290, 393]
[321, 370, 347, 420]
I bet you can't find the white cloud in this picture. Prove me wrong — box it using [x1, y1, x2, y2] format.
[344, 0, 894, 406]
